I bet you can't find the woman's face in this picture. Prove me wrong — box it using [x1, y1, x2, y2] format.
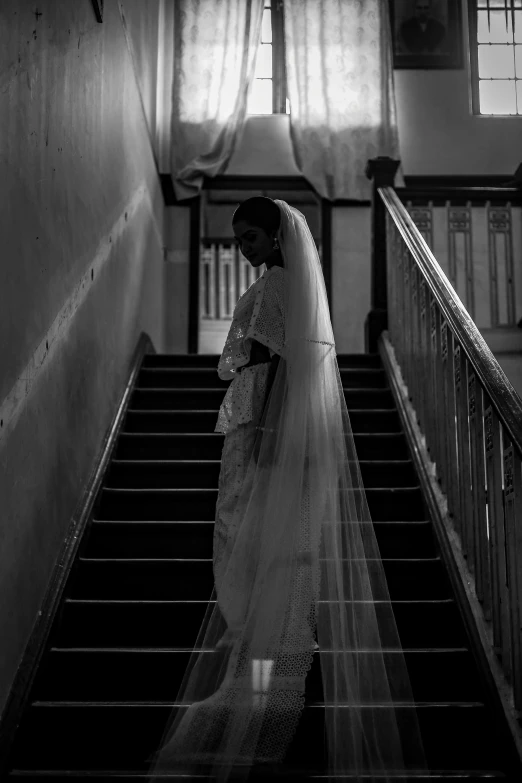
[232, 220, 274, 267]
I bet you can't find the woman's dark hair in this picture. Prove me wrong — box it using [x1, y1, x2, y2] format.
[232, 196, 281, 236]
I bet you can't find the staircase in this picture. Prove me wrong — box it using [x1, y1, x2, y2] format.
[5, 352, 513, 781]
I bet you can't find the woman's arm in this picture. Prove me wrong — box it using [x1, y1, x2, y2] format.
[244, 338, 271, 368]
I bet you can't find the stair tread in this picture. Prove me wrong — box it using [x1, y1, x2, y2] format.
[100, 486, 423, 492]
[126, 408, 400, 413]
[91, 519, 432, 524]
[30, 700, 487, 708]
[64, 597, 455, 606]
[77, 556, 441, 562]
[7, 769, 509, 778]
[8, 349, 516, 781]
[110, 458, 414, 464]
[48, 646, 470, 653]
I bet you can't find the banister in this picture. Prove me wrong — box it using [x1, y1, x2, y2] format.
[378, 184, 522, 455]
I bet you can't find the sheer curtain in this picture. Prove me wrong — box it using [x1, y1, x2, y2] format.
[283, 0, 404, 201]
[171, 0, 264, 200]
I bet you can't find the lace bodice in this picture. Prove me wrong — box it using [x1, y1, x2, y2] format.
[215, 266, 285, 435]
[216, 266, 285, 381]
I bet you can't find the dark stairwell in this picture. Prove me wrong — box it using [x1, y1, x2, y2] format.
[1, 347, 518, 781]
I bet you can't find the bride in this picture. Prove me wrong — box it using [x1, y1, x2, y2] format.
[149, 198, 426, 781]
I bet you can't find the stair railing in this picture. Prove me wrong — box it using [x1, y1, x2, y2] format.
[366, 157, 522, 714]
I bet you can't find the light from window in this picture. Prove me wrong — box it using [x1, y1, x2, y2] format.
[248, 4, 274, 114]
[476, 0, 522, 114]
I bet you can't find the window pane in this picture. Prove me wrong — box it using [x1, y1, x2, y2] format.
[515, 44, 522, 74]
[478, 10, 514, 42]
[515, 11, 522, 42]
[255, 43, 272, 78]
[247, 79, 273, 114]
[477, 0, 522, 7]
[479, 43, 516, 76]
[262, 7, 272, 43]
[479, 78, 517, 113]
[517, 78, 522, 112]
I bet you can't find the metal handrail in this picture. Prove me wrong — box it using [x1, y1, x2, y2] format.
[379, 185, 522, 454]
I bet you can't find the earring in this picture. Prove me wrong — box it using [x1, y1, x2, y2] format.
[272, 237, 279, 251]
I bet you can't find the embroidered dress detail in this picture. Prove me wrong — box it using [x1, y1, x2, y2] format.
[217, 267, 285, 381]
[303, 338, 335, 346]
[215, 267, 285, 435]
[214, 363, 270, 435]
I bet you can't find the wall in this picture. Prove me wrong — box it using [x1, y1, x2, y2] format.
[219, 0, 521, 356]
[164, 206, 191, 353]
[0, 0, 164, 716]
[394, 0, 521, 177]
[226, 1, 521, 179]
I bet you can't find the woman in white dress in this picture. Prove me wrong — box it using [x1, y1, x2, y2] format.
[149, 198, 426, 782]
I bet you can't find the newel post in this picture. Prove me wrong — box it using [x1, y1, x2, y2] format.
[364, 156, 401, 354]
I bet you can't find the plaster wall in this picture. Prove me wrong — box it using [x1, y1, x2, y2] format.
[0, 0, 164, 716]
[164, 205, 191, 353]
[226, 1, 521, 179]
[218, 1, 521, 357]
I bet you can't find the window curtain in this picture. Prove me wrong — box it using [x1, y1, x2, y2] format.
[283, 0, 404, 201]
[171, 0, 264, 201]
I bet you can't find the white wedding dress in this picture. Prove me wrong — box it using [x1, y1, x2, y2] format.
[148, 201, 427, 783]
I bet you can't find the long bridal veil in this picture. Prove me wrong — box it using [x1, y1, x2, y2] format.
[148, 201, 427, 781]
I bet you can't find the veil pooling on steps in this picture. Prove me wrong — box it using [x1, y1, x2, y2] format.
[148, 201, 427, 781]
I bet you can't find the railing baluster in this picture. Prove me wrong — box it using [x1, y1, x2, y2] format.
[404, 252, 413, 396]
[468, 373, 489, 610]
[386, 214, 397, 349]
[484, 404, 511, 669]
[454, 345, 473, 560]
[372, 173, 522, 732]
[503, 437, 522, 708]
[396, 238, 405, 368]
[442, 326, 459, 523]
[410, 265, 421, 429]
[430, 298, 444, 484]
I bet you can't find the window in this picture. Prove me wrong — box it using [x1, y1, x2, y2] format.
[247, 0, 289, 115]
[469, 0, 522, 115]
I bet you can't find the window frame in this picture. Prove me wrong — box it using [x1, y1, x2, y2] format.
[249, 0, 287, 115]
[468, 1, 522, 117]
[271, 0, 287, 114]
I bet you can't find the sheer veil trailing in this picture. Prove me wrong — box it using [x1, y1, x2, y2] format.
[148, 201, 427, 781]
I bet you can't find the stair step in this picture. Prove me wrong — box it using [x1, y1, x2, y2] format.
[114, 432, 411, 461]
[7, 770, 509, 781]
[141, 353, 383, 370]
[52, 599, 466, 649]
[33, 647, 482, 704]
[104, 459, 419, 489]
[122, 409, 403, 434]
[10, 702, 500, 770]
[136, 367, 389, 390]
[85, 520, 437, 560]
[143, 354, 220, 368]
[7, 348, 514, 780]
[129, 387, 397, 411]
[94, 487, 426, 522]
[67, 558, 450, 601]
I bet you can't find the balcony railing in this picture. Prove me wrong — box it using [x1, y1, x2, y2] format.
[395, 190, 520, 329]
[366, 159, 522, 716]
[200, 237, 322, 321]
